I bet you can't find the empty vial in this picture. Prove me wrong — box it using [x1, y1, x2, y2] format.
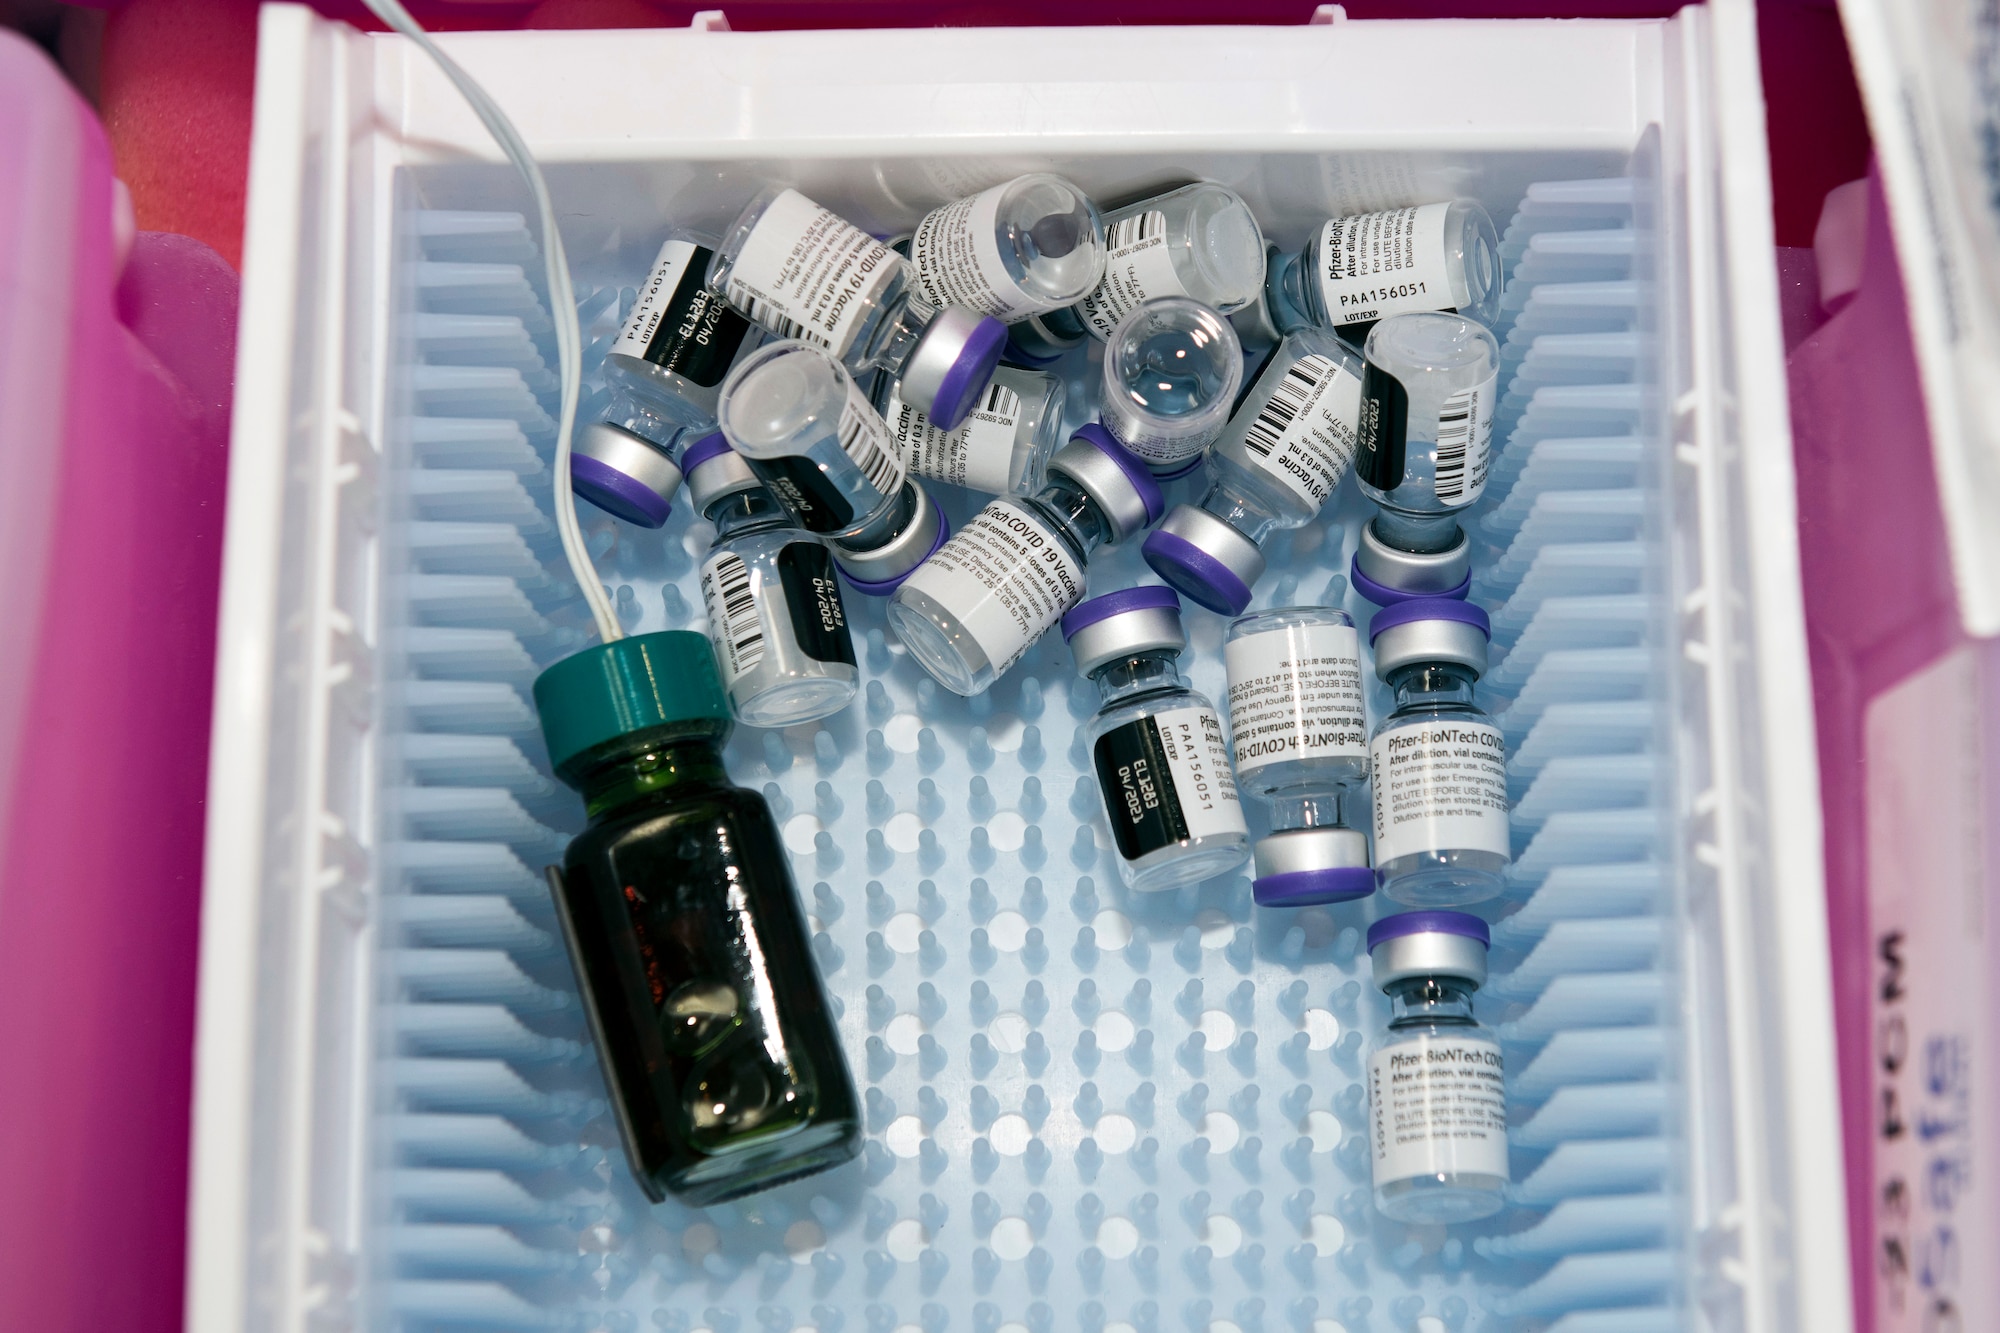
[1065, 181, 1267, 339]
[718, 340, 948, 596]
[708, 186, 1005, 428]
[534, 633, 861, 1203]
[1265, 199, 1502, 335]
[684, 433, 857, 727]
[1368, 599, 1509, 905]
[1067, 587, 1249, 892]
[907, 173, 1106, 321]
[1350, 312, 1499, 604]
[873, 364, 1065, 496]
[1143, 327, 1366, 613]
[1223, 607, 1372, 906]
[1366, 910, 1507, 1224]
[889, 425, 1163, 696]
[1099, 296, 1243, 480]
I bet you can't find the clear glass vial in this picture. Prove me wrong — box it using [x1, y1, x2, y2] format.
[1067, 586, 1250, 892]
[683, 433, 858, 728]
[708, 185, 1006, 429]
[1366, 910, 1507, 1225]
[574, 234, 761, 528]
[1223, 606, 1373, 906]
[717, 340, 948, 596]
[1367, 598, 1510, 905]
[534, 632, 861, 1204]
[1350, 312, 1499, 605]
[889, 424, 1164, 697]
[908, 173, 1106, 321]
[1144, 326, 1367, 613]
[1070, 181, 1267, 339]
[1099, 295, 1243, 480]
[873, 364, 1065, 496]
[1266, 199, 1502, 335]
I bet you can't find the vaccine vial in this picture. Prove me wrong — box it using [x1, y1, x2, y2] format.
[873, 364, 1065, 496]
[1368, 598, 1510, 905]
[1099, 296, 1243, 480]
[1143, 326, 1367, 613]
[1071, 181, 1267, 339]
[1001, 311, 1088, 367]
[683, 433, 858, 728]
[717, 341, 948, 596]
[1265, 199, 1502, 335]
[1366, 910, 1507, 1225]
[1350, 312, 1499, 604]
[708, 186, 1006, 429]
[908, 173, 1106, 321]
[1223, 606, 1373, 906]
[535, 632, 862, 1204]
[1067, 586, 1250, 892]
[888, 424, 1164, 697]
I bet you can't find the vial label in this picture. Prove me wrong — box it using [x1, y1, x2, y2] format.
[611, 238, 752, 388]
[1430, 379, 1494, 506]
[910, 183, 1044, 322]
[724, 189, 901, 359]
[1369, 720, 1511, 863]
[752, 382, 907, 536]
[1076, 210, 1186, 337]
[896, 499, 1085, 679]
[1356, 364, 1496, 508]
[883, 379, 1024, 495]
[778, 542, 856, 667]
[700, 550, 767, 681]
[1093, 705, 1247, 861]
[1368, 1035, 1508, 1186]
[1223, 622, 1366, 775]
[1313, 203, 1457, 327]
[1235, 352, 1365, 509]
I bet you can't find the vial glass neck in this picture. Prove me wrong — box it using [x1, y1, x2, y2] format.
[607, 395, 680, 452]
[1092, 651, 1185, 707]
[1198, 472, 1283, 545]
[1269, 787, 1353, 832]
[1369, 509, 1464, 555]
[705, 486, 790, 537]
[1386, 661, 1481, 709]
[574, 734, 731, 821]
[1385, 978, 1479, 1029]
[1033, 472, 1112, 554]
[847, 481, 920, 553]
[857, 294, 924, 371]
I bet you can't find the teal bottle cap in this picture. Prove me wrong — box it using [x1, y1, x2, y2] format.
[533, 631, 730, 777]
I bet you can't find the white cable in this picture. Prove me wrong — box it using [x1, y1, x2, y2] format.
[362, 0, 624, 644]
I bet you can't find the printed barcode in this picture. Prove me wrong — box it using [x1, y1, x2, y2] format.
[1107, 209, 1167, 253]
[979, 382, 1023, 423]
[839, 405, 907, 497]
[1242, 354, 1337, 457]
[705, 553, 766, 674]
[1433, 386, 1478, 503]
[732, 286, 826, 349]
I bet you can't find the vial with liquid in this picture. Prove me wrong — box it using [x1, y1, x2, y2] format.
[872, 364, 1065, 496]
[1223, 604, 1373, 906]
[535, 632, 861, 1204]
[1099, 295, 1243, 480]
[684, 433, 858, 728]
[1069, 586, 1250, 892]
[1367, 910, 1507, 1224]
[1350, 312, 1499, 604]
[1144, 326, 1367, 613]
[717, 341, 947, 596]
[907, 173, 1106, 321]
[1368, 598, 1510, 905]
[708, 186, 1005, 429]
[1061, 181, 1267, 341]
[1265, 199, 1502, 335]
[888, 424, 1163, 697]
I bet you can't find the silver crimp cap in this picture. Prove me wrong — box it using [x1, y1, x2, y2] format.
[898, 306, 987, 422]
[1373, 617, 1489, 681]
[577, 421, 684, 505]
[1157, 504, 1266, 590]
[1355, 520, 1470, 595]
[1370, 928, 1489, 991]
[833, 482, 942, 587]
[1252, 827, 1370, 879]
[1068, 606, 1186, 679]
[1048, 438, 1154, 544]
[685, 442, 761, 513]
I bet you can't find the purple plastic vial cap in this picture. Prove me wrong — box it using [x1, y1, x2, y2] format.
[1367, 595, 1491, 644]
[1068, 423, 1166, 525]
[678, 429, 733, 475]
[1060, 584, 1180, 639]
[1349, 552, 1472, 607]
[1147, 453, 1207, 482]
[1366, 909, 1492, 951]
[1142, 528, 1254, 616]
[926, 316, 1009, 430]
[572, 454, 674, 529]
[1253, 867, 1377, 907]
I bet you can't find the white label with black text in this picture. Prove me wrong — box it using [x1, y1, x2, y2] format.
[723, 189, 900, 359]
[895, 500, 1084, 679]
[1235, 352, 1365, 509]
[1430, 374, 1495, 506]
[611, 238, 701, 359]
[1077, 210, 1187, 337]
[1149, 705, 1248, 842]
[910, 184, 1042, 321]
[883, 379, 1023, 495]
[834, 379, 908, 500]
[1315, 203, 1456, 327]
[699, 550, 766, 682]
[1369, 719, 1510, 863]
[1224, 623, 1366, 776]
[1369, 1035, 1509, 1185]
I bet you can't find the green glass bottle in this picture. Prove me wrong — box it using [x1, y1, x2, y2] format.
[534, 631, 860, 1204]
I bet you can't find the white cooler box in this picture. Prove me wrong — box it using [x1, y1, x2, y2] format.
[188, 6, 1848, 1333]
